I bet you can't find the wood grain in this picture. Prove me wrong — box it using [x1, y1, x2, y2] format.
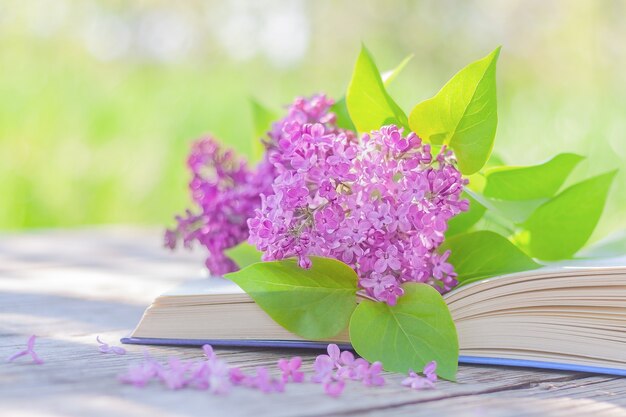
[1, 227, 625, 417]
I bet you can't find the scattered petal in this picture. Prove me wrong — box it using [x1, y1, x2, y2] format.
[96, 336, 126, 355]
[363, 361, 385, 387]
[278, 356, 304, 383]
[401, 361, 438, 391]
[7, 335, 44, 365]
[324, 378, 345, 397]
[202, 344, 216, 360]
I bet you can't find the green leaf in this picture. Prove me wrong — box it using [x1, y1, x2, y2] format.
[332, 54, 412, 132]
[465, 188, 542, 225]
[446, 191, 486, 237]
[330, 97, 356, 131]
[440, 230, 541, 286]
[224, 256, 358, 340]
[484, 153, 506, 168]
[224, 242, 263, 269]
[409, 47, 500, 174]
[382, 54, 413, 86]
[522, 170, 617, 260]
[350, 283, 458, 381]
[484, 153, 584, 200]
[250, 98, 277, 162]
[346, 45, 409, 132]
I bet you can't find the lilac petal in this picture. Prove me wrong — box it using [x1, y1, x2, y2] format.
[26, 335, 37, 351]
[327, 344, 341, 362]
[97, 336, 126, 355]
[202, 344, 216, 360]
[423, 360, 437, 381]
[401, 376, 414, 387]
[368, 361, 382, 373]
[363, 361, 385, 386]
[30, 350, 45, 365]
[373, 258, 388, 273]
[277, 358, 289, 373]
[324, 379, 345, 397]
[8, 335, 43, 365]
[271, 378, 286, 393]
[254, 367, 274, 393]
[368, 374, 385, 387]
[336, 366, 352, 380]
[120, 364, 154, 387]
[411, 377, 435, 390]
[189, 362, 210, 390]
[289, 356, 302, 370]
[312, 355, 334, 383]
[110, 346, 127, 355]
[292, 369, 305, 383]
[7, 350, 28, 363]
[229, 367, 247, 385]
[339, 350, 355, 365]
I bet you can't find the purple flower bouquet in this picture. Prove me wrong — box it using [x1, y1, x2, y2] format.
[164, 45, 617, 380]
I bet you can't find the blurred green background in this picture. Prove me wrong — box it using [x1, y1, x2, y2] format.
[2, 0, 624, 242]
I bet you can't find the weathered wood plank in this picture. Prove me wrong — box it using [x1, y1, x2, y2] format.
[354, 396, 626, 417]
[1, 228, 625, 417]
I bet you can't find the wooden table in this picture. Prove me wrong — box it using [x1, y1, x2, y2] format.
[2, 227, 626, 417]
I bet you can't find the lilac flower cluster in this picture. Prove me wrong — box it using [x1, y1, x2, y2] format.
[312, 344, 385, 397]
[164, 94, 339, 276]
[165, 137, 275, 275]
[167, 93, 467, 303]
[249, 116, 468, 304]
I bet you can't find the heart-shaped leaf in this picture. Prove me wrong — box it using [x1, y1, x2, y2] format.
[464, 188, 543, 225]
[409, 47, 500, 174]
[484, 153, 584, 200]
[346, 45, 409, 132]
[225, 242, 263, 269]
[440, 230, 541, 286]
[522, 170, 617, 260]
[332, 54, 412, 132]
[225, 256, 358, 340]
[350, 283, 458, 381]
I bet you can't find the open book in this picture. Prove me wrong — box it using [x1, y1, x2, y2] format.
[123, 257, 626, 376]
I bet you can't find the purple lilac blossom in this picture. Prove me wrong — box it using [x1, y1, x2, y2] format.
[167, 93, 467, 303]
[7, 335, 44, 365]
[248, 119, 468, 304]
[312, 344, 386, 396]
[278, 356, 305, 383]
[401, 361, 438, 390]
[165, 94, 342, 276]
[165, 137, 275, 275]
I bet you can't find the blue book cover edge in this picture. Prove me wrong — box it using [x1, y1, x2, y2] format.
[121, 336, 626, 377]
